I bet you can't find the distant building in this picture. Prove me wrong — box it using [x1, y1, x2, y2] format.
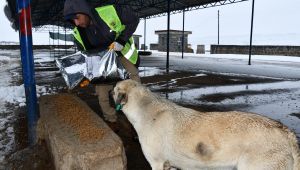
[132, 34, 142, 50]
[140, 44, 148, 50]
[150, 30, 193, 53]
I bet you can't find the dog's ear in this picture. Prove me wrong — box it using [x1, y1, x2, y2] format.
[115, 92, 127, 106]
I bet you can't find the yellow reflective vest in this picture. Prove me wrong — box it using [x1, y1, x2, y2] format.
[73, 5, 138, 64]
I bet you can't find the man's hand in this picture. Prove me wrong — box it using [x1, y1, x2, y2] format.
[109, 42, 124, 51]
[80, 79, 90, 88]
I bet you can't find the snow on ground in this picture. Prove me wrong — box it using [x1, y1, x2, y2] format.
[0, 51, 57, 113]
[152, 50, 300, 63]
[148, 51, 300, 80]
[0, 49, 300, 161]
[0, 50, 58, 162]
[0, 52, 20, 161]
[0, 53, 20, 112]
[0, 84, 59, 109]
[34, 52, 56, 63]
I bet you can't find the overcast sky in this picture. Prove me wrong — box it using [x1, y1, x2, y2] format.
[1, 0, 299, 47]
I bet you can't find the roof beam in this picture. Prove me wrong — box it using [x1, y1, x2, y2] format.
[144, 0, 248, 19]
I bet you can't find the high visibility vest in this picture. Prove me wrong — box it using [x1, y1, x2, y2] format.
[73, 5, 138, 64]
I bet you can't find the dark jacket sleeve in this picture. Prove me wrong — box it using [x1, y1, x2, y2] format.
[73, 36, 85, 51]
[114, 5, 139, 46]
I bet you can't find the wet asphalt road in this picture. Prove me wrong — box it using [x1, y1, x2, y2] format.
[2, 50, 300, 169]
[139, 55, 300, 141]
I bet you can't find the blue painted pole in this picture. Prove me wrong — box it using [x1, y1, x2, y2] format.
[17, 0, 38, 145]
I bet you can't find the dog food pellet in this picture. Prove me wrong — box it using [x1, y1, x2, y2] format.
[53, 95, 105, 143]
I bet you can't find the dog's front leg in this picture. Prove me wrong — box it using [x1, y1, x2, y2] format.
[163, 161, 171, 170]
[149, 160, 165, 170]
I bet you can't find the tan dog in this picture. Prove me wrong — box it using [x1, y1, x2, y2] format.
[113, 80, 300, 170]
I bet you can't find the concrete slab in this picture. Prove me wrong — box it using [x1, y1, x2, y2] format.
[37, 94, 126, 170]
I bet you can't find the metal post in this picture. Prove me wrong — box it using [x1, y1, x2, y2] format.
[17, 0, 38, 145]
[65, 24, 67, 55]
[166, 0, 171, 73]
[144, 18, 146, 51]
[249, 0, 255, 65]
[49, 31, 51, 57]
[181, 9, 185, 59]
[52, 25, 54, 55]
[57, 24, 59, 52]
[218, 10, 220, 45]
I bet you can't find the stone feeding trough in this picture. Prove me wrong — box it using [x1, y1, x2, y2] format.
[37, 94, 126, 170]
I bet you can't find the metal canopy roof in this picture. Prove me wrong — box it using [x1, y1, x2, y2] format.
[5, 0, 248, 30]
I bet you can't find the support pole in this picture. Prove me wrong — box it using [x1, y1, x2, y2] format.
[218, 10, 220, 45]
[74, 41, 77, 53]
[181, 9, 185, 59]
[144, 18, 146, 51]
[65, 24, 67, 55]
[49, 31, 51, 57]
[17, 0, 38, 145]
[57, 23, 59, 50]
[52, 25, 54, 55]
[249, 0, 255, 65]
[166, 0, 171, 73]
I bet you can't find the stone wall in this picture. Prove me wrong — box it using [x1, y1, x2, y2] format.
[211, 45, 300, 56]
[150, 44, 159, 50]
[141, 44, 148, 50]
[157, 35, 191, 52]
[196, 45, 205, 54]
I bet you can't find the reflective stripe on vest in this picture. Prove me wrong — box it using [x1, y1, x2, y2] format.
[73, 27, 86, 51]
[121, 37, 138, 64]
[95, 5, 138, 64]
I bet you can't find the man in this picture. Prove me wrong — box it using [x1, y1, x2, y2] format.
[64, 0, 140, 122]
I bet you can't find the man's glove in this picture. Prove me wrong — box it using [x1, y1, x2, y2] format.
[109, 42, 124, 51]
[79, 79, 90, 88]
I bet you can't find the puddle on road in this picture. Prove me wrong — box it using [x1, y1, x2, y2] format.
[139, 67, 174, 77]
[169, 81, 300, 118]
[141, 69, 300, 140]
[166, 81, 300, 139]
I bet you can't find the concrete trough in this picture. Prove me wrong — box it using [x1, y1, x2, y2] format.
[37, 94, 126, 170]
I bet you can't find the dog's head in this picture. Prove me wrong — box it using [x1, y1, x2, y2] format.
[112, 80, 139, 110]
